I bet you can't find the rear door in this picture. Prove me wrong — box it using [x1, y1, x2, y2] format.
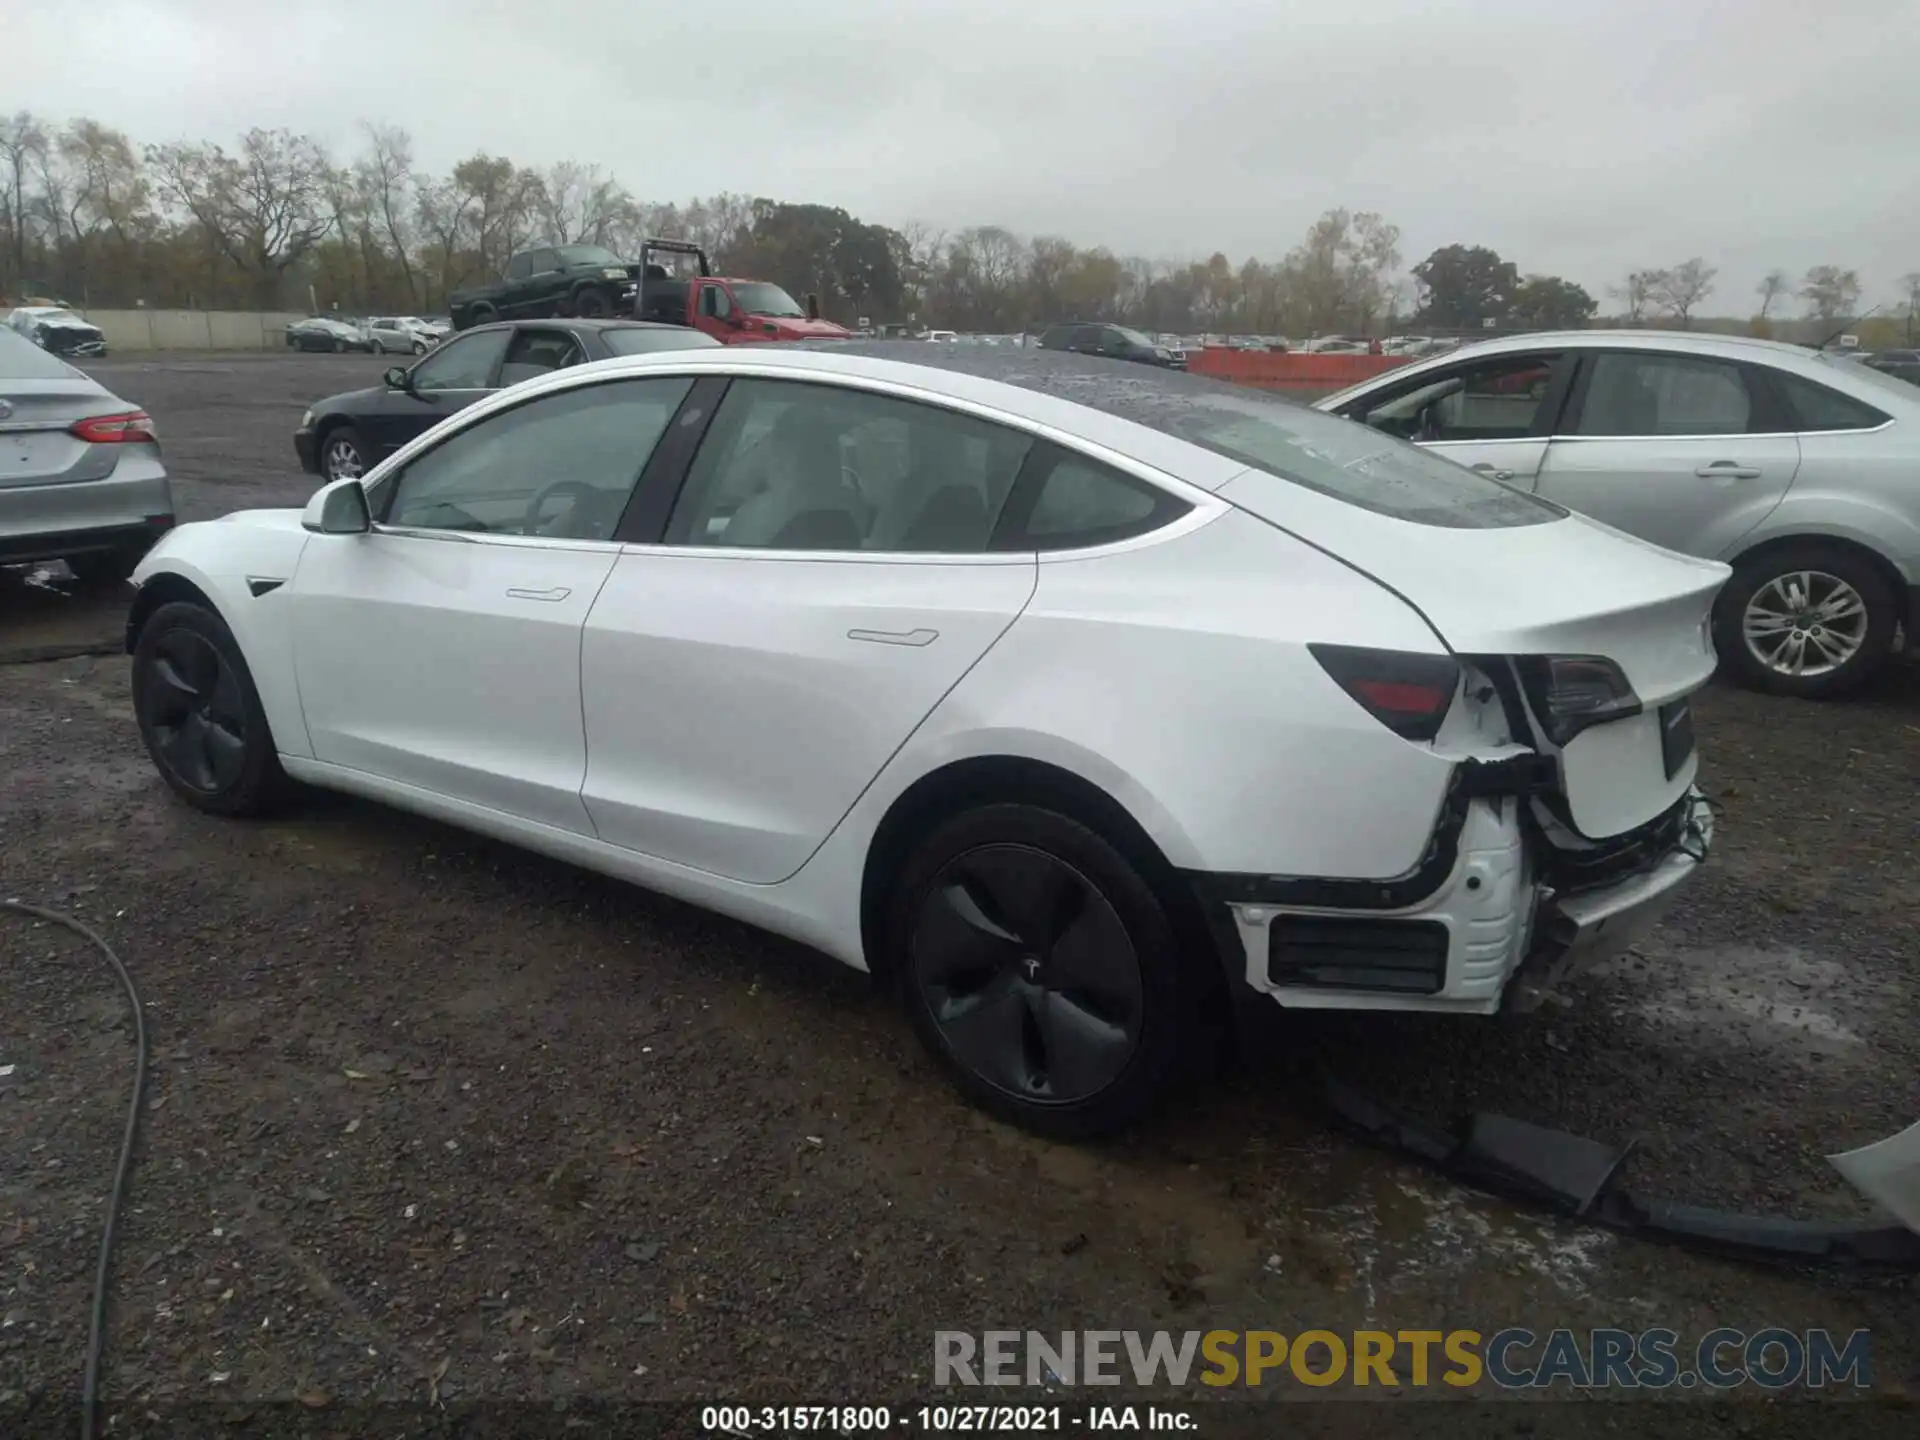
[1536, 349, 1799, 558]
[579, 375, 1039, 883]
[1332, 348, 1573, 490]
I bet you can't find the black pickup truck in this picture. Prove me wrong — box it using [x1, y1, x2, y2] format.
[447, 244, 640, 330]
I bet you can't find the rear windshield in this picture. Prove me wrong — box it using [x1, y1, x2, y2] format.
[0, 325, 84, 379]
[1154, 387, 1562, 528]
[600, 327, 723, 356]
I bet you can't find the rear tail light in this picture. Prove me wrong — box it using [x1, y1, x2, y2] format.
[70, 410, 156, 444]
[1514, 655, 1641, 745]
[1309, 644, 1460, 742]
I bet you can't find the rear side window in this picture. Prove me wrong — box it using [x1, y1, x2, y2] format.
[1772, 372, 1891, 432]
[1160, 391, 1559, 528]
[1573, 353, 1753, 436]
[995, 445, 1191, 551]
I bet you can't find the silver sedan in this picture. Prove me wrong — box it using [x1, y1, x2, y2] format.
[1319, 329, 1920, 697]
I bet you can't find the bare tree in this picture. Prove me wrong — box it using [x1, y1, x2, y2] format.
[536, 161, 632, 247]
[1799, 265, 1862, 324]
[147, 128, 333, 306]
[1611, 269, 1661, 323]
[1899, 271, 1920, 340]
[1649, 257, 1716, 328]
[0, 111, 50, 293]
[1754, 268, 1790, 320]
[357, 124, 418, 306]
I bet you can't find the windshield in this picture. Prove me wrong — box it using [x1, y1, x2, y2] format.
[0, 325, 85, 378]
[1116, 326, 1157, 348]
[557, 245, 624, 268]
[730, 283, 806, 318]
[600, 328, 724, 356]
[1160, 387, 1561, 528]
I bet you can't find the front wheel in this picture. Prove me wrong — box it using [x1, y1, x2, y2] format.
[332, 337, 346, 353]
[887, 804, 1191, 1139]
[132, 601, 287, 816]
[572, 286, 612, 319]
[321, 425, 368, 482]
[412, 340, 428, 354]
[1715, 542, 1897, 698]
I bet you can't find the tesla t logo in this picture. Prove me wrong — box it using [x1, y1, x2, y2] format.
[1022, 957, 1042, 979]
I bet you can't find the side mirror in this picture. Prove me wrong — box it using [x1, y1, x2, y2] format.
[384, 366, 411, 390]
[301, 478, 372, 535]
[726, 313, 747, 329]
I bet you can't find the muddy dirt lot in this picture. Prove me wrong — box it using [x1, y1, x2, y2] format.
[2, 353, 1917, 1434]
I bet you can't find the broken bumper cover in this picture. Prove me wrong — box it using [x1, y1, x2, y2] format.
[1204, 786, 1712, 1015]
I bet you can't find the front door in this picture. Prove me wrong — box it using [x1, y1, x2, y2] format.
[579, 375, 1041, 883]
[290, 373, 696, 831]
[1334, 349, 1572, 490]
[357, 327, 511, 460]
[1536, 349, 1799, 558]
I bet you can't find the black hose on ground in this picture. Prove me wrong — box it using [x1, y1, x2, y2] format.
[2, 899, 149, 1440]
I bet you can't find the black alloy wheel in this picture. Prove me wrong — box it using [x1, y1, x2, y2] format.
[133, 602, 285, 815]
[892, 804, 1190, 1137]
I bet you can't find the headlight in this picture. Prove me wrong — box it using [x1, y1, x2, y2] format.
[602, 267, 627, 280]
[300, 409, 314, 428]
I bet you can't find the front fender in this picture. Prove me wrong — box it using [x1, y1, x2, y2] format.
[130, 517, 315, 759]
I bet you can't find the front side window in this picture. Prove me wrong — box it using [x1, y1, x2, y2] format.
[505, 253, 532, 281]
[699, 285, 732, 319]
[1356, 353, 1560, 442]
[409, 329, 510, 391]
[380, 376, 692, 539]
[1573, 353, 1752, 437]
[524, 249, 560, 274]
[664, 379, 1032, 552]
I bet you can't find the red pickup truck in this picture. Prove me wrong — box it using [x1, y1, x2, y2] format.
[635, 239, 853, 344]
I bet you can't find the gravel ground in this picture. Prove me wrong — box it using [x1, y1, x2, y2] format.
[1, 353, 1915, 1434]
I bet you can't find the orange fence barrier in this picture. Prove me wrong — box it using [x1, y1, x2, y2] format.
[1186, 348, 1412, 393]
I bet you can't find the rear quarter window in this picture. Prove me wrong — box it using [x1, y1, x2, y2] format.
[1169, 391, 1562, 528]
[1774, 370, 1893, 432]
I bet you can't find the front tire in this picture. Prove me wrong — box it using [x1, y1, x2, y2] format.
[132, 601, 286, 816]
[1715, 542, 1896, 699]
[887, 804, 1190, 1139]
[320, 425, 368, 482]
[332, 337, 346, 353]
[573, 286, 612, 319]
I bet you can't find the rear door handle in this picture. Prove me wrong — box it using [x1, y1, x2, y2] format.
[1695, 463, 1762, 480]
[1471, 462, 1515, 481]
[506, 585, 571, 602]
[847, 627, 939, 647]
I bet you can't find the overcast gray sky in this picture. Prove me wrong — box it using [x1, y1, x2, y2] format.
[9, 0, 1919, 308]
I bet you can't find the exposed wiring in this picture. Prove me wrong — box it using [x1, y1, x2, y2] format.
[2, 899, 148, 1440]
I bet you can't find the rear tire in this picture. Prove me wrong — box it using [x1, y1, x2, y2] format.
[1715, 542, 1897, 699]
[132, 601, 287, 817]
[886, 803, 1191, 1139]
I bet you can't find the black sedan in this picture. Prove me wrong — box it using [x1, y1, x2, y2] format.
[294, 318, 720, 480]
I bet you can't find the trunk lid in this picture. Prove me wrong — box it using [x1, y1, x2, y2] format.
[0, 378, 120, 487]
[1221, 469, 1729, 838]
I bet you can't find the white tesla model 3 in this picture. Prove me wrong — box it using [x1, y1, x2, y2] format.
[126, 344, 1721, 1136]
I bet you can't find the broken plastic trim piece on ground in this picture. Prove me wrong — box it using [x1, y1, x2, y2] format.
[1320, 1073, 1920, 1269]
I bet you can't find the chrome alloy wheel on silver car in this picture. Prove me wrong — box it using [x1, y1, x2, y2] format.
[1741, 570, 1869, 678]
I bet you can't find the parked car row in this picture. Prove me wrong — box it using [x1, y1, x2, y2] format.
[284, 315, 450, 354]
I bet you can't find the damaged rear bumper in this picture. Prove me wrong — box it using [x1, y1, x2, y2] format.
[1193, 786, 1712, 1016]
